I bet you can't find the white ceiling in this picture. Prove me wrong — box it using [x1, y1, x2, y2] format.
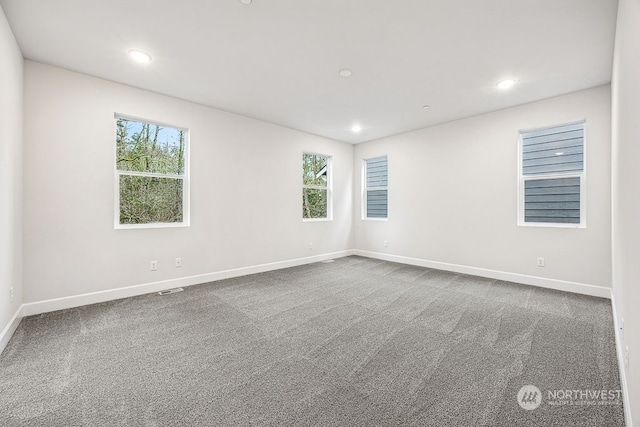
[0, 0, 618, 144]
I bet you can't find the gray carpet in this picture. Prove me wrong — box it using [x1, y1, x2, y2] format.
[0, 256, 625, 426]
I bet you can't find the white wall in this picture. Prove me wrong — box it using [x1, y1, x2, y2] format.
[23, 61, 353, 303]
[612, 0, 640, 423]
[0, 5, 23, 346]
[354, 85, 612, 290]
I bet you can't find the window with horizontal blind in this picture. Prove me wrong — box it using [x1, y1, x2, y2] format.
[363, 156, 388, 219]
[518, 121, 585, 227]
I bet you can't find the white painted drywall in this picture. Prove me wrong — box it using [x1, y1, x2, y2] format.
[612, 0, 640, 423]
[354, 85, 612, 288]
[0, 4, 23, 342]
[22, 61, 353, 303]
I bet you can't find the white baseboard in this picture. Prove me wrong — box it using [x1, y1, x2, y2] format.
[19, 249, 610, 318]
[354, 250, 612, 298]
[0, 305, 24, 356]
[611, 293, 633, 427]
[21, 250, 354, 317]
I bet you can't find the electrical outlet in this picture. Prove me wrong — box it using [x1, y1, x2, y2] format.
[150, 261, 158, 271]
[624, 346, 629, 372]
[10, 287, 13, 303]
[175, 257, 182, 268]
[536, 257, 545, 267]
[308, 242, 313, 250]
[384, 240, 388, 247]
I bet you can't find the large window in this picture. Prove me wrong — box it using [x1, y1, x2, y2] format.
[518, 121, 585, 227]
[363, 156, 388, 219]
[115, 116, 189, 228]
[302, 153, 331, 220]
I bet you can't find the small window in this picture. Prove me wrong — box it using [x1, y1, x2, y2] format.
[302, 153, 331, 220]
[518, 121, 585, 227]
[115, 116, 189, 228]
[363, 156, 388, 219]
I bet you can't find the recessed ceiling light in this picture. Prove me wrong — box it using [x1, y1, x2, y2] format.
[422, 105, 430, 109]
[351, 125, 362, 133]
[555, 152, 564, 156]
[497, 79, 516, 90]
[239, 0, 252, 4]
[339, 69, 353, 78]
[129, 49, 152, 64]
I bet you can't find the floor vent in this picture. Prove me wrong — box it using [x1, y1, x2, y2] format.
[321, 259, 335, 263]
[158, 288, 184, 296]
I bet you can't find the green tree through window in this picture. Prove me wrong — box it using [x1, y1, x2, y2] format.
[302, 153, 330, 219]
[116, 117, 188, 226]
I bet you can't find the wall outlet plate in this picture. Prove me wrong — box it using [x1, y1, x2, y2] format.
[624, 346, 629, 372]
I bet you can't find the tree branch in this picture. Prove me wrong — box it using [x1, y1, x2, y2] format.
[117, 154, 148, 163]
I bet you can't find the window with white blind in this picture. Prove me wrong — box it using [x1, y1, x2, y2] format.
[363, 156, 388, 219]
[518, 121, 585, 227]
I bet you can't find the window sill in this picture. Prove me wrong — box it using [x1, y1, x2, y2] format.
[115, 222, 190, 230]
[517, 222, 585, 229]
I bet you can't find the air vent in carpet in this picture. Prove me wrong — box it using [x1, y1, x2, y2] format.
[158, 288, 184, 296]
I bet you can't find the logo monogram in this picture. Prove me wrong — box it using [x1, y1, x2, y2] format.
[517, 385, 542, 410]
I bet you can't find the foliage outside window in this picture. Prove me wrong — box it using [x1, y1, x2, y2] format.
[302, 153, 331, 219]
[115, 116, 188, 227]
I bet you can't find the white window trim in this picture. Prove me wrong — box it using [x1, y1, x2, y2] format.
[114, 114, 190, 230]
[362, 156, 388, 221]
[302, 152, 333, 222]
[517, 120, 586, 229]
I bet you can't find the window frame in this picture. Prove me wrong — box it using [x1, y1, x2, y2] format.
[517, 120, 586, 228]
[362, 155, 388, 220]
[114, 114, 190, 230]
[302, 152, 332, 222]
